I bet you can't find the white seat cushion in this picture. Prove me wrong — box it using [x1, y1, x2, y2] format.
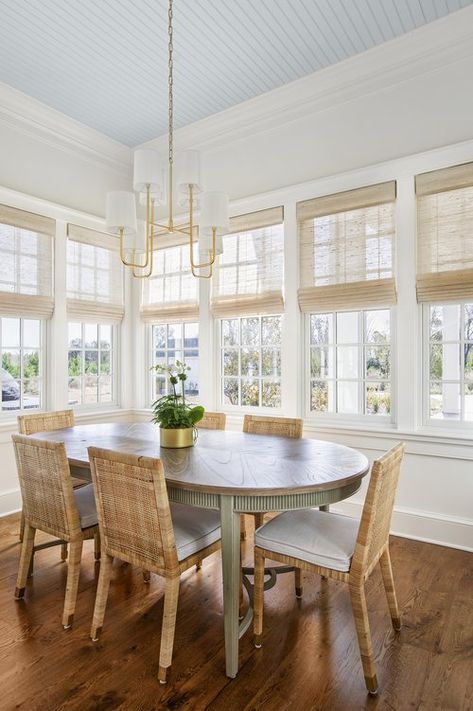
[73, 484, 98, 529]
[171, 503, 221, 562]
[255, 509, 359, 572]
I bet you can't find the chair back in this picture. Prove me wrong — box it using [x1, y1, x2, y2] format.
[88, 447, 179, 574]
[12, 435, 81, 540]
[197, 411, 226, 430]
[17, 409, 75, 435]
[243, 415, 303, 439]
[351, 443, 405, 577]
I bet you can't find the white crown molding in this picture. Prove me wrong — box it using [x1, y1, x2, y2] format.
[142, 5, 473, 153]
[0, 81, 132, 175]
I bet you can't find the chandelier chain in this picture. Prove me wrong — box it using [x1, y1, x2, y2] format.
[168, 0, 174, 166]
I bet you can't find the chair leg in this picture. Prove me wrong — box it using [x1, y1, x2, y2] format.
[91, 553, 113, 641]
[254, 513, 265, 530]
[62, 539, 83, 629]
[240, 514, 247, 541]
[253, 548, 265, 648]
[94, 531, 101, 561]
[14, 524, 35, 599]
[19, 508, 25, 542]
[195, 560, 202, 571]
[239, 551, 245, 620]
[349, 582, 378, 694]
[61, 543, 68, 561]
[295, 567, 303, 598]
[158, 576, 180, 684]
[143, 570, 151, 583]
[379, 548, 401, 630]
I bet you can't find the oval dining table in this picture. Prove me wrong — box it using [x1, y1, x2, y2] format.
[31, 421, 369, 679]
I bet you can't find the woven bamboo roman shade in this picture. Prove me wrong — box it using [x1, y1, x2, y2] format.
[66, 224, 124, 323]
[416, 162, 473, 302]
[210, 206, 284, 318]
[297, 182, 396, 312]
[141, 235, 199, 323]
[0, 204, 54, 319]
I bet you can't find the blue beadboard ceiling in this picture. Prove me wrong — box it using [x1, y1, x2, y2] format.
[0, 0, 471, 146]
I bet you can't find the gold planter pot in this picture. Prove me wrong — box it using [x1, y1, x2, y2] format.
[159, 427, 195, 449]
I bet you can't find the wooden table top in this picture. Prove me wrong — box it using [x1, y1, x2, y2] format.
[31, 422, 369, 496]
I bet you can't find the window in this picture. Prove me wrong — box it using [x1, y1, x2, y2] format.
[220, 315, 282, 409]
[425, 303, 473, 423]
[0, 317, 43, 412]
[211, 207, 284, 318]
[66, 225, 124, 322]
[308, 309, 391, 418]
[151, 322, 199, 403]
[68, 322, 116, 407]
[142, 243, 198, 323]
[297, 182, 396, 313]
[0, 204, 54, 319]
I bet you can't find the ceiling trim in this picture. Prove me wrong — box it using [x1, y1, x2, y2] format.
[142, 6, 473, 154]
[0, 80, 132, 175]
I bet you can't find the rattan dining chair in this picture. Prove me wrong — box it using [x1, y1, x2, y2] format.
[17, 409, 89, 565]
[197, 411, 226, 430]
[88, 447, 222, 684]
[12, 435, 100, 629]
[242, 415, 303, 529]
[253, 442, 405, 695]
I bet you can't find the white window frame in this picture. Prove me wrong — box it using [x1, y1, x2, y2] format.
[148, 321, 200, 406]
[422, 301, 473, 430]
[67, 321, 120, 411]
[304, 307, 396, 426]
[216, 314, 284, 415]
[0, 316, 47, 417]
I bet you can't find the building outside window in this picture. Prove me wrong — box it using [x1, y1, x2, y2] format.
[151, 322, 199, 403]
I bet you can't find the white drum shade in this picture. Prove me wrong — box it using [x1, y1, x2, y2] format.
[106, 191, 137, 235]
[199, 191, 230, 233]
[176, 150, 201, 193]
[199, 228, 223, 258]
[133, 149, 163, 194]
[124, 219, 147, 258]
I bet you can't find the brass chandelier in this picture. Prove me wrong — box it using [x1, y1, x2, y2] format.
[105, 0, 229, 279]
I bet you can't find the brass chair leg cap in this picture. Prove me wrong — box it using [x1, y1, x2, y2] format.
[158, 666, 168, 684]
[91, 627, 102, 642]
[295, 587, 303, 598]
[254, 634, 262, 649]
[14, 587, 25, 600]
[365, 675, 378, 695]
[63, 614, 74, 630]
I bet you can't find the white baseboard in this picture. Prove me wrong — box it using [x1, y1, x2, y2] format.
[332, 500, 473, 552]
[0, 488, 21, 518]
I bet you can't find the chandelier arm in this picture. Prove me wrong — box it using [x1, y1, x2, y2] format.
[133, 199, 155, 278]
[119, 227, 151, 269]
[191, 261, 213, 279]
[190, 228, 217, 270]
[188, 184, 217, 271]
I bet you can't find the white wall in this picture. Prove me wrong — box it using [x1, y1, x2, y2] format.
[0, 82, 132, 216]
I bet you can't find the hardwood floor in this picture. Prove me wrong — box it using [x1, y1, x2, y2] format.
[0, 512, 472, 711]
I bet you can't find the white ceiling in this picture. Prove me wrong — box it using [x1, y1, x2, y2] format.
[0, 0, 471, 147]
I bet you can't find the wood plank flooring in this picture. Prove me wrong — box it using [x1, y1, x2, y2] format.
[0, 512, 472, 711]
